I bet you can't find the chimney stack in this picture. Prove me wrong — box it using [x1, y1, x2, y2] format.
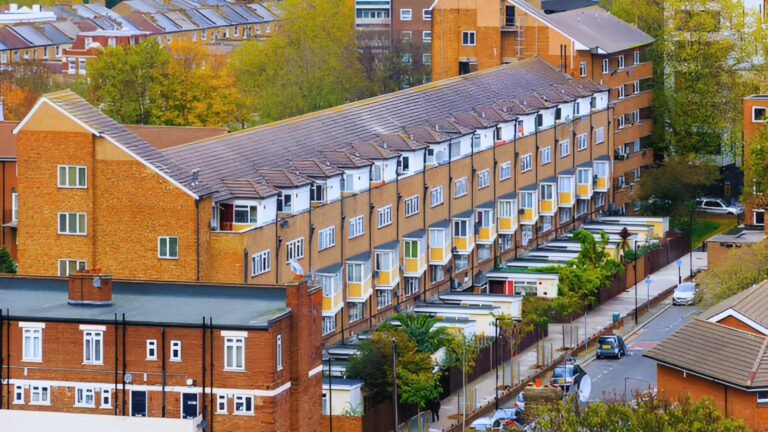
[68, 271, 113, 305]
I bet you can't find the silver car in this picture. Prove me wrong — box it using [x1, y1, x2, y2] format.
[695, 198, 743, 215]
[672, 282, 697, 305]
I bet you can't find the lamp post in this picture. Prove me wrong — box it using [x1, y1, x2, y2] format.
[645, 276, 652, 310]
[633, 246, 638, 325]
[676, 258, 683, 284]
[392, 338, 398, 432]
[689, 201, 694, 278]
[462, 337, 467, 432]
[494, 318, 499, 410]
[326, 351, 333, 432]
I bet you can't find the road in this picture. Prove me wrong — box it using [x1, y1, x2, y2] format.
[584, 303, 700, 402]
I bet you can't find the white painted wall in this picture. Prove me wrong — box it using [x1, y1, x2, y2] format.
[326, 175, 341, 202]
[0, 409, 196, 432]
[539, 108, 556, 129]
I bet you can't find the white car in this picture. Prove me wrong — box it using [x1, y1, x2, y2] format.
[695, 198, 743, 215]
[469, 408, 523, 431]
[672, 282, 697, 305]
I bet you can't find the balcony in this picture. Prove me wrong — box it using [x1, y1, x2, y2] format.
[520, 207, 537, 225]
[615, 148, 654, 173]
[429, 226, 451, 265]
[540, 199, 555, 215]
[453, 235, 475, 254]
[322, 289, 343, 315]
[558, 191, 574, 207]
[498, 216, 516, 234]
[576, 183, 592, 198]
[347, 276, 372, 301]
[374, 247, 399, 288]
[404, 234, 427, 277]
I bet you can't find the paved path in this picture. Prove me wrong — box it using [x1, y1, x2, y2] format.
[428, 251, 707, 431]
[585, 303, 700, 402]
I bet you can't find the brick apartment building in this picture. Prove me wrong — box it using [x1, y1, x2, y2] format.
[431, 0, 655, 212]
[645, 281, 768, 431]
[14, 58, 614, 345]
[0, 272, 322, 431]
[0, 121, 17, 259]
[391, 0, 434, 66]
[742, 95, 768, 232]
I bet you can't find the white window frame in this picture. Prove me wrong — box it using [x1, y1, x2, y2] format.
[579, 61, 587, 77]
[430, 186, 444, 207]
[146, 340, 157, 360]
[58, 259, 86, 276]
[462, 31, 476, 46]
[753, 209, 765, 226]
[234, 395, 254, 415]
[601, 58, 609, 74]
[224, 336, 245, 371]
[498, 200, 514, 218]
[757, 390, 768, 403]
[322, 316, 336, 335]
[477, 169, 490, 188]
[318, 226, 335, 251]
[617, 55, 625, 69]
[30, 385, 50, 405]
[100, 388, 112, 409]
[520, 153, 532, 172]
[753, 107, 767, 122]
[617, 86, 625, 99]
[57, 165, 87, 188]
[377, 205, 392, 227]
[276, 335, 283, 371]
[404, 239, 420, 259]
[233, 204, 258, 224]
[594, 127, 605, 144]
[346, 262, 364, 283]
[14, 384, 23, 404]
[286, 237, 305, 262]
[454, 177, 468, 198]
[170, 340, 182, 362]
[632, 80, 640, 94]
[577, 134, 588, 150]
[405, 195, 420, 217]
[251, 250, 271, 276]
[400, 8, 412, 21]
[559, 139, 570, 157]
[58, 212, 86, 235]
[158, 236, 178, 259]
[22, 326, 42, 362]
[404, 277, 419, 296]
[83, 330, 103, 365]
[348, 215, 364, 238]
[75, 387, 96, 408]
[617, 115, 626, 129]
[423, 9, 432, 20]
[217, 394, 227, 413]
[540, 146, 551, 164]
[499, 161, 511, 180]
[634, 50, 641, 64]
[423, 30, 432, 42]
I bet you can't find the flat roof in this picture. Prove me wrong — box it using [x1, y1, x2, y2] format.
[707, 226, 766, 244]
[0, 276, 288, 329]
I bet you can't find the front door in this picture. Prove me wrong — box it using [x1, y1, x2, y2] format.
[182, 393, 198, 419]
[131, 391, 147, 417]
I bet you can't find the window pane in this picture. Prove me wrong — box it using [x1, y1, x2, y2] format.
[78, 213, 86, 233]
[68, 167, 77, 186]
[159, 238, 168, 256]
[236, 345, 243, 368]
[59, 213, 67, 232]
[169, 238, 178, 257]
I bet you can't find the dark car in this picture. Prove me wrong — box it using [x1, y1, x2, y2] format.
[550, 363, 587, 390]
[596, 334, 627, 359]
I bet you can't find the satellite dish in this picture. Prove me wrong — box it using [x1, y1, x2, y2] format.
[577, 374, 592, 403]
[124, 373, 133, 384]
[93, 277, 102, 288]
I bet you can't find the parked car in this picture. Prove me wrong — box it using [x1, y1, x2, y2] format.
[596, 334, 627, 359]
[550, 363, 587, 391]
[695, 197, 743, 215]
[672, 282, 697, 305]
[510, 392, 525, 411]
[469, 407, 524, 431]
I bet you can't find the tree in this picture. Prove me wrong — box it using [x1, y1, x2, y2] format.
[555, 230, 623, 307]
[531, 394, 749, 431]
[151, 40, 249, 127]
[743, 124, 768, 197]
[441, 332, 482, 373]
[0, 61, 55, 120]
[0, 247, 17, 273]
[633, 155, 719, 217]
[230, 0, 367, 123]
[697, 240, 768, 306]
[389, 312, 449, 353]
[87, 38, 169, 124]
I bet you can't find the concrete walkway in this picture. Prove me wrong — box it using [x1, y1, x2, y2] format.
[429, 251, 707, 431]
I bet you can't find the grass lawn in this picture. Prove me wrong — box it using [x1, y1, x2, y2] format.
[672, 214, 739, 248]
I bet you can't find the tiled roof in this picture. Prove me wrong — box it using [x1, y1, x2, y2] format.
[321, 151, 373, 169]
[11, 25, 53, 46]
[289, 159, 342, 178]
[37, 90, 204, 196]
[546, 6, 654, 54]
[0, 121, 19, 159]
[349, 141, 398, 160]
[0, 27, 30, 49]
[257, 168, 311, 188]
[377, 133, 428, 151]
[700, 281, 768, 330]
[219, 178, 277, 200]
[452, 111, 496, 129]
[123, 124, 228, 149]
[645, 317, 768, 388]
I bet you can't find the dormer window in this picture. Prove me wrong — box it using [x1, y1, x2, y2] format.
[426, 148, 435, 164]
[472, 134, 481, 149]
[310, 183, 326, 203]
[234, 205, 258, 224]
[84, 37, 93, 47]
[277, 192, 292, 213]
[398, 156, 410, 174]
[371, 164, 383, 182]
[341, 174, 354, 192]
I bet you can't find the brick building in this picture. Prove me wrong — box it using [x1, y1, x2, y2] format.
[0, 121, 18, 260]
[430, 0, 655, 212]
[0, 272, 322, 431]
[742, 95, 768, 232]
[14, 58, 615, 345]
[391, 0, 433, 67]
[645, 281, 768, 431]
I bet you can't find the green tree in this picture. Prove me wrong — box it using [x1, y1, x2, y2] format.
[556, 230, 623, 307]
[743, 124, 768, 197]
[633, 155, 719, 217]
[441, 332, 482, 373]
[697, 240, 768, 306]
[230, 0, 367, 123]
[0, 247, 17, 273]
[86, 39, 169, 124]
[388, 313, 449, 353]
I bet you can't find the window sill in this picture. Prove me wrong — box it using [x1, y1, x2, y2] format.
[30, 402, 51, 406]
[158, 257, 179, 260]
[170, 359, 182, 363]
[100, 405, 112, 409]
[75, 404, 96, 408]
[233, 411, 255, 416]
[224, 368, 247, 373]
[82, 362, 104, 366]
[13, 401, 24, 405]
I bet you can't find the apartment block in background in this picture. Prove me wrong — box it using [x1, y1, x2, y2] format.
[0, 273, 322, 431]
[743, 95, 768, 232]
[14, 58, 613, 345]
[431, 0, 654, 213]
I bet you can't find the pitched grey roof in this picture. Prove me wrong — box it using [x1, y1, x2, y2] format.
[546, 6, 654, 54]
[699, 281, 768, 330]
[0, 276, 287, 329]
[39, 90, 204, 196]
[644, 318, 768, 389]
[161, 59, 596, 196]
[218, 178, 277, 200]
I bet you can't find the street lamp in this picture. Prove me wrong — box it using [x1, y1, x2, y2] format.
[688, 201, 695, 278]
[326, 351, 333, 431]
[676, 258, 683, 284]
[495, 318, 499, 410]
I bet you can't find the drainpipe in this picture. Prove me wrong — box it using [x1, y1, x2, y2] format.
[195, 199, 201, 281]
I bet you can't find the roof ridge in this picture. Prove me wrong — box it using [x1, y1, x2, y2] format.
[748, 337, 768, 385]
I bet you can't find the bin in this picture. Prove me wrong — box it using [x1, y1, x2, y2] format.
[612, 312, 620, 324]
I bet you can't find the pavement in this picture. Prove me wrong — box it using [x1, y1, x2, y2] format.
[584, 303, 700, 402]
[428, 251, 707, 431]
